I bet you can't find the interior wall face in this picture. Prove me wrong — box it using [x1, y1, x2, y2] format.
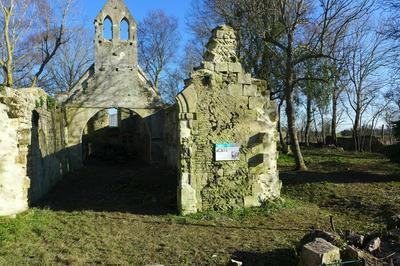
[0, 88, 69, 213]
[0, 98, 28, 216]
[177, 26, 281, 215]
[0, 0, 173, 217]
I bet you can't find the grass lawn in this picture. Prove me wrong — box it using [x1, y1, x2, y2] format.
[1, 148, 400, 265]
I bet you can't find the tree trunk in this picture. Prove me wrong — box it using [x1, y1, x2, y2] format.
[313, 110, 319, 144]
[331, 91, 338, 145]
[277, 99, 289, 154]
[285, 32, 307, 171]
[286, 90, 307, 170]
[369, 125, 374, 152]
[305, 95, 312, 147]
[3, 6, 13, 87]
[353, 107, 361, 152]
[319, 109, 326, 145]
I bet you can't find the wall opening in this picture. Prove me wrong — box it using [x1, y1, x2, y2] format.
[38, 108, 178, 215]
[82, 108, 152, 163]
[103, 16, 113, 41]
[108, 108, 118, 127]
[120, 18, 130, 41]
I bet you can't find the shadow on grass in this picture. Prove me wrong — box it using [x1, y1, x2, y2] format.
[229, 249, 298, 266]
[281, 170, 400, 185]
[35, 159, 178, 216]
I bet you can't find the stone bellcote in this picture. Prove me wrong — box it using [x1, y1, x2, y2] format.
[94, 0, 138, 72]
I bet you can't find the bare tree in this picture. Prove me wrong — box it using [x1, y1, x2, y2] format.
[345, 24, 389, 152]
[207, 0, 375, 170]
[138, 10, 180, 93]
[184, 0, 222, 70]
[39, 27, 93, 94]
[0, 0, 77, 88]
[382, 0, 400, 40]
[180, 40, 203, 78]
[29, 0, 75, 87]
[159, 69, 182, 104]
[0, 0, 34, 87]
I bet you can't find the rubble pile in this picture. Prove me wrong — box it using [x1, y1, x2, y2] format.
[298, 215, 400, 266]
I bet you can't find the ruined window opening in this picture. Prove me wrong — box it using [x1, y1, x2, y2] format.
[32, 111, 39, 128]
[120, 18, 129, 41]
[108, 108, 118, 127]
[103, 16, 113, 41]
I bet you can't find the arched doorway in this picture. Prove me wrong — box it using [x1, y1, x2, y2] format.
[81, 108, 152, 164]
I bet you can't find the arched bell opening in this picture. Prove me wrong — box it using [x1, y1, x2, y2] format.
[103, 16, 113, 41]
[120, 17, 130, 41]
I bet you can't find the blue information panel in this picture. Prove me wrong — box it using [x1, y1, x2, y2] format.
[215, 143, 240, 161]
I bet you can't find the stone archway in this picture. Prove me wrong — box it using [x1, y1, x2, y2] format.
[80, 107, 154, 164]
[64, 106, 161, 170]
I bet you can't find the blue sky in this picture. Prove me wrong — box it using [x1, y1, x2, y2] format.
[79, 0, 192, 46]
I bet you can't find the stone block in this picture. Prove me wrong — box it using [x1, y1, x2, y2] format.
[244, 196, 258, 208]
[300, 238, 340, 266]
[249, 97, 265, 110]
[238, 73, 252, 85]
[185, 113, 194, 120]
[178, 183, 198, 215]
[180, 121, 191, 139]
[202, 62, 215, 71]
[228, 84, 242, 97]
[215, 63, 228, 72]
[16, 147, 29, 165]
[215, 30, 225, 39]
[367, 237, 381, 252]
[244, 110, 258, 121]
[228, 62, 242, 73]
[243, 85, 258, 96]
[181, 173, 190, 184]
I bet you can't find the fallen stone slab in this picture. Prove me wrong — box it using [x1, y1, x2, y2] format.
[300, 238, 341, 266]
[342, 245, 382, 266]
[344, 230, 365, 247]
[298, 230, 343, 253]
[367, 237, 381, 253]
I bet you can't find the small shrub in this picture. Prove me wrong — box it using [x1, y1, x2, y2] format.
[35, 97, 45, 108]
[46, 96, 57, 109]
[384, 143, 400, 163]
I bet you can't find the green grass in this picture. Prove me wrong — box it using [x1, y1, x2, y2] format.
[0, 148, 399, 265]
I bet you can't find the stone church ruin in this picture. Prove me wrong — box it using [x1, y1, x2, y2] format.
[0, 0, 281, 216]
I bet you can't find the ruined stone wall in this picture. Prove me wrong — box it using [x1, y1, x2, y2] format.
[0, 100, 29, 216]
[162, 106, 179, 171]
[0, 87, 69, 214]
[177, 26, 281, 214]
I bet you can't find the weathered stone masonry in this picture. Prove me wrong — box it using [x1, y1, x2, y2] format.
[0, 88, 68, 215]
[0, 0, 281, 217]
[177, 26, 281, 214]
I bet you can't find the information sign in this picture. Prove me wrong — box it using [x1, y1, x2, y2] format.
[215, 143, 240, 161]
